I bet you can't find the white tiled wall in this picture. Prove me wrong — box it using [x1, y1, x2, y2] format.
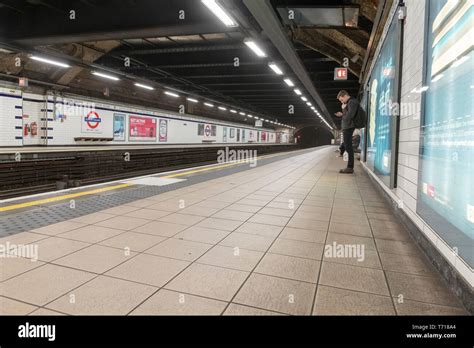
[363, 0, 473, 287]
[0, 87, 288, 146]
[0, 87, 23, 147]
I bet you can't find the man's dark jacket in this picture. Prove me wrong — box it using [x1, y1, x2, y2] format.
[341, 97, 359, 130]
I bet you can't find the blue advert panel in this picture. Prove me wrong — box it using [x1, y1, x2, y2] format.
[366, 16, 401, 187]
[417, 0, 474, 267]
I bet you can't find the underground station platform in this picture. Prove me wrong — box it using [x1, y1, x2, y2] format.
[0, 147, 468, 317]
[0, 0, 472, 346]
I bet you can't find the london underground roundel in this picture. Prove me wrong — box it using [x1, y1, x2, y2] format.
[85, 111, 101, 129]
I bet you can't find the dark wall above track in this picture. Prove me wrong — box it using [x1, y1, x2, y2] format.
[295, 126, 333, 148]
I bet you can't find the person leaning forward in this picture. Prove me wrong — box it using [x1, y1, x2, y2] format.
[334, 90, 359, 174]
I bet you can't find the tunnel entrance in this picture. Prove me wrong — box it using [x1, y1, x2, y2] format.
[295, 126, 334, 148]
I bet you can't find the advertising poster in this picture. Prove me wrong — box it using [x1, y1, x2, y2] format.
[81, 110, 103, 134]
[261, 131, 267, 142]
[248, 130, 255, 142]
[159, 119, 168, 142]
[129, 115, 156, 141]
[113, 113, 125, 141]
[417, 0, 474, 267]
[366, 15, 400, 187]
[223, 127, 227, 142]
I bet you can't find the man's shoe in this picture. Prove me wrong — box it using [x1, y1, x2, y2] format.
[339, 168, 354, 174]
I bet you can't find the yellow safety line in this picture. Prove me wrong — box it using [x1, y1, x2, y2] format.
[0, 183, 132, 212]
[162, 151, 288, 178]
[0, 148, 296, 212]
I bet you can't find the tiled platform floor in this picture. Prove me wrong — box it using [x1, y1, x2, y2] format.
[0, 146, 468, 315]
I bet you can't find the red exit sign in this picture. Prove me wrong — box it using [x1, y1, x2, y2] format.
[334, 67, 348, 80]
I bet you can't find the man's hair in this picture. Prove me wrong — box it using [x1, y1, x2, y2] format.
[337, 90, 349, 99]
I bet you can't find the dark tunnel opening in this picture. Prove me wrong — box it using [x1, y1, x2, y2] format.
[295, 126, 334, 148]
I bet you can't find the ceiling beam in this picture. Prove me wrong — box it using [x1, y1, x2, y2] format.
[113, 44, 244, 55]
[52, 40, 121, 85]
[294, 28, 363, 77]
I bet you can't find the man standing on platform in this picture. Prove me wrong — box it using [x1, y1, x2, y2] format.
[334, 90, 359, 174]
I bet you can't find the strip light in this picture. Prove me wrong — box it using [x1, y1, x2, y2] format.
[135, 83, 154, 90]
[92, 71, 119, 81]
[164, 91, 179, 97]
[268, 63, 283, 75]
[31, 56, 70, 68]
[201, 0, 238, 27]
[244, 40, 267, 57]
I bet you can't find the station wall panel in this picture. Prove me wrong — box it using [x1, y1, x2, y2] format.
[0, 86, 289, 147]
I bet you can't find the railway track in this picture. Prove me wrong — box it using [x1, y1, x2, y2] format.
[0, 144, 297, 199]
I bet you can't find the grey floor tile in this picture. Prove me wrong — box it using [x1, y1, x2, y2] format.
[233, 273, 316, 315]
[165, 263, 249, 301]
[319, 262, 390, 296]
[313, 285, 395, 315]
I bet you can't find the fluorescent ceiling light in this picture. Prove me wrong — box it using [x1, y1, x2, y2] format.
[301, 96, 307, 102]
[201, 0, 238, 27]
[31, 56, 70, 68]
[247, 114, 253, 118]
[204, 102, 214, 107]
[283, 78, 294, 87]
[135, 83, 154, 90]
[218, 106, 227, 111]
[92, 71, 119, 81]
[244, 40, 267, 57]
[186, 97, 198, 103]
[239, 112, 246, 115]
[230, 109, 237, 113]
[294, 89, 302, 95]
[268, 62, 283, 75]
[164, 91, 179, 97]
[306, 102, 312, 106]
